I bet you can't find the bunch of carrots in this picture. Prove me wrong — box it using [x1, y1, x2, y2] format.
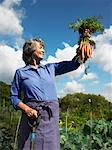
[76, 36, 95, 63]
[69, 16, 104, 63]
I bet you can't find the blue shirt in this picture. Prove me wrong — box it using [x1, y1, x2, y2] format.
[10, 59, 80, 109]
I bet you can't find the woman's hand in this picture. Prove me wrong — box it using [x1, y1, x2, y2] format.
[25, 107, 38, 118]
[17, 102, 39, 118]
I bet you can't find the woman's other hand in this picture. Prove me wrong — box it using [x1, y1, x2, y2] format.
[18, 102, 39, 118]
[25, 107, 38, 118]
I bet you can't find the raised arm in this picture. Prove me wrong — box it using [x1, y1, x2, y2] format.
[54, 56, 80, 76]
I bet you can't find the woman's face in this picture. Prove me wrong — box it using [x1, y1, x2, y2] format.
[33, 41, 45, 60]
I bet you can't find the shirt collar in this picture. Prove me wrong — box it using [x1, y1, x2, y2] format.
[21, 63, 46, 71]
[38, 63, 46, 69]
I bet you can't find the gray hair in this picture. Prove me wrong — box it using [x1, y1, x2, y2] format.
[22, 38, 44, 65]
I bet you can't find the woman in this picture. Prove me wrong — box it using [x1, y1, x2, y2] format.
[10, 38, 87, 150]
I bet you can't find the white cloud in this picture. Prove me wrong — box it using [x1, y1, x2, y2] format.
[55, 43, 77, 61]
[0, 0, 23, 36]
[2, 0, 22, 8]
[65, 64, 85, 79]
[80, 72, 99, 81]
[0, 0, 24, 83]
[92, 26, 112, 45]
[92, 80, 99, 84]
[47, 43, 78, 63]
[45, 43, 84, 79]
[0, 44, 24, 83]
[47, 55, 58, 63]
[65, 80, 85, 93]
[58, 80, 85, 97]
[93, 26, 112, 75]
[102, 82, 112, 101]
[106, 82, 112, 88]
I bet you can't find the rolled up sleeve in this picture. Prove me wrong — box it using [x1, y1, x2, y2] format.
[10, 70, 22, 109]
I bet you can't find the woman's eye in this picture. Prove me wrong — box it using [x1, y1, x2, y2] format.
[40, 46, 43, 49]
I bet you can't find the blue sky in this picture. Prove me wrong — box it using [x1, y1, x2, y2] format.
[22, 0, 111, 54]
[0, 0, 112, 101]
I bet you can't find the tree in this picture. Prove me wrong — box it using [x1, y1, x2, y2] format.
[59, 93, 112, 130]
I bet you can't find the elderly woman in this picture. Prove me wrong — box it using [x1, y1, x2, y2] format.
[10, 38, 87, 150]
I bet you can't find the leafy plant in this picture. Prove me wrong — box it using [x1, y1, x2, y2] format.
[69, 16, 104, 34]
[0, 127, 15, 150]
[60, 119, 112, 150]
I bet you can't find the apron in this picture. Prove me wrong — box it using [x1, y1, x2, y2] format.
[18, 100, 60, 150]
